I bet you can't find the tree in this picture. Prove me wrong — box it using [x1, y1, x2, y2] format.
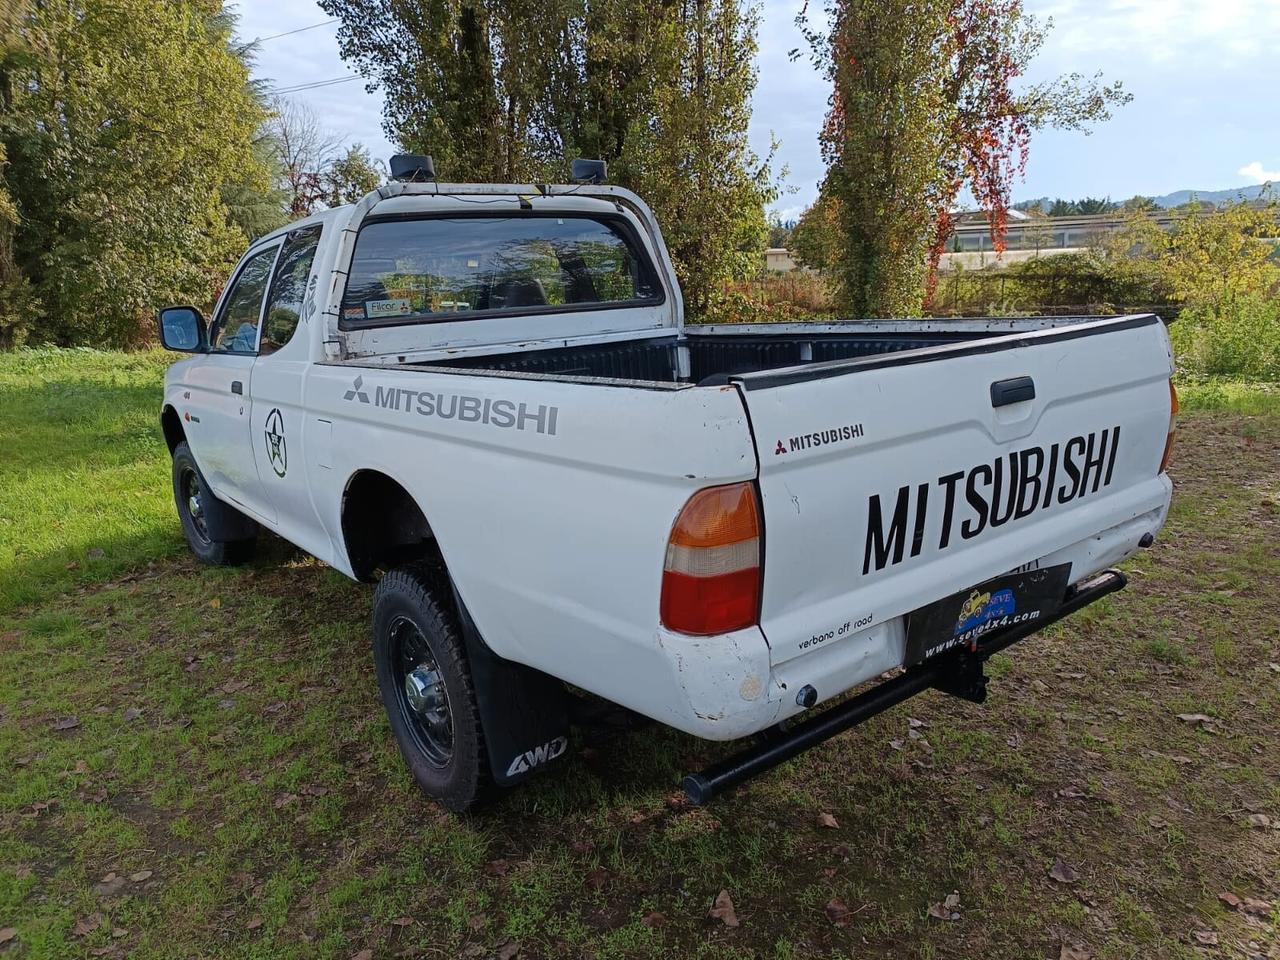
[1073, 196, 1116, 216]
[1161, 201, 1279, 311]
[629, 0, 777, 317]
[266, 98, 344, 218]
[768, 217, 796, 249]
[324, 144, 384, 207]
[3, 1, 276, 346]
[797, 0, 1130, 316]
[322, 0, 775, 318]
[790, 193, 843, 272]
[0, 0, 40, 348]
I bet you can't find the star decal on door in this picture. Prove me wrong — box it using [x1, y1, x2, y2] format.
[264, 408, 287, 477]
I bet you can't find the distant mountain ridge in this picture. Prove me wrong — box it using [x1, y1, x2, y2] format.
[1014, 183, 1274, 213]
[1148, 183, 1274, 208]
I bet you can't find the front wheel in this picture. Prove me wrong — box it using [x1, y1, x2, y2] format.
[171, 441, 257, 565]
[372, 564, 491, 813]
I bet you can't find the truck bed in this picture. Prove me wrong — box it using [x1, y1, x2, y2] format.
[411, 317, 1142, 386]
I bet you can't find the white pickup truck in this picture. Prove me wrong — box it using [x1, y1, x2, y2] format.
[157, 157, 1177, 811]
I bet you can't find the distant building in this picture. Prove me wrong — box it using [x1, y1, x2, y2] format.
[764, 248, 800, 272]
[941, 203, 1277, 271]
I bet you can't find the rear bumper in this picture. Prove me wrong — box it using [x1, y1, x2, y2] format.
[683, 568, 1128, 803]
[656, 500, 1166, 740]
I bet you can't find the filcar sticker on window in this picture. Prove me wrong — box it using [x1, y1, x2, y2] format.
[364, 298, 413, 319]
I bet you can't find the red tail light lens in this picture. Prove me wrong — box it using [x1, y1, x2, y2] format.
[1160, 380, 1178, 473]
[660, 482, 761, 636]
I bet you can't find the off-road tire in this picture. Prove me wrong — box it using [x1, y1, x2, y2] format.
[171, 441, 257, 565]
[372, 564, 491, 813]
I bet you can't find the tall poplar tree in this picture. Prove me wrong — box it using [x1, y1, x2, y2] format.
[322, 0, 775, 318]
[797, 0, 1130, 316]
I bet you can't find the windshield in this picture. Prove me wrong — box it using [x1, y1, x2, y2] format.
[341, 214, 662, 326]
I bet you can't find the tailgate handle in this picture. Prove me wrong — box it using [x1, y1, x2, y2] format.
[990, 376, 1035, 407]
[230, 380, 243, 395]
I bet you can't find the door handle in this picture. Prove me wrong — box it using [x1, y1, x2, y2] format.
[231, 380, 243, 395]
[990, 376, 1034, 407]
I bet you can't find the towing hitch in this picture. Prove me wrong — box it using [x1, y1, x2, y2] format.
[682, 568, 1127, 805]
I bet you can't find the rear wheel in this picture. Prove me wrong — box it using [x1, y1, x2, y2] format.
[373, 564, 490, 812]
[171, 441, 257, 565]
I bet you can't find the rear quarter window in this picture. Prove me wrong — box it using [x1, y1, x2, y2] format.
[340, 214, 662, 327]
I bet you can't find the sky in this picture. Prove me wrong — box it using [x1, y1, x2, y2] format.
[236, 0, 1280, 222]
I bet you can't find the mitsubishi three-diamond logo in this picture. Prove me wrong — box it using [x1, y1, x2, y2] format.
[344, 375, 370, 403]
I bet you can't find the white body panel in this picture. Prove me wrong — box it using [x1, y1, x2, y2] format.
[161, 184, 1175, 741]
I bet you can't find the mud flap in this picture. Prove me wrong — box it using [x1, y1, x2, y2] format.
[449, 583, 570, 787]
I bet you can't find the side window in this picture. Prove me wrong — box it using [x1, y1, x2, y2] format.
[261, 226, 323, 355]
[211, 245, 280, 354]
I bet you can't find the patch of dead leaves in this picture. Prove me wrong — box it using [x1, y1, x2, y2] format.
[1219, 891, 1273, 916]
[824, 897, 852, 926]
[1175, 713, 1221, 733]
[1048, 859, 1080, 884]
[708, 889, 739, 927]
[928, 891, 961, 920]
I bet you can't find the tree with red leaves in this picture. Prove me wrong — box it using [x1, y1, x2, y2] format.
[795, 0, 1130, 316]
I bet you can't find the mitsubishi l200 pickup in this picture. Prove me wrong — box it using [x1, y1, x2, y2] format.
[157, 156, 1177, 811]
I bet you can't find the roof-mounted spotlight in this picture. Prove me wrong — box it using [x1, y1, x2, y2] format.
[570, 158, 607, 184]
[390, 154, 436, 183]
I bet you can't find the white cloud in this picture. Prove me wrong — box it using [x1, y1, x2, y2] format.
[1239, 161, 1280, 184]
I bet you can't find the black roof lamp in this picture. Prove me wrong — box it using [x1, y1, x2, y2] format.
[389, 154, 436, 182]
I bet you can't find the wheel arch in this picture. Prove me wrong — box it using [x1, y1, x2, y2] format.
[160, 405, 185, 454]
[341, 468, 438, 581]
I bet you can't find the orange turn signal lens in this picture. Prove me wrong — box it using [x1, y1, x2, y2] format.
[1160, 380, 1178, 473]
[661, 482, 761, 636]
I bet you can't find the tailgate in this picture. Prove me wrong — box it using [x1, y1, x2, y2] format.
[734, 315, 1174, 665]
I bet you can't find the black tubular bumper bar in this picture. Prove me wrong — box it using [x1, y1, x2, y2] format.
[682, 568, 1127, 805]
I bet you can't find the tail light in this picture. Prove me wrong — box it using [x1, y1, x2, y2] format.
[660, 482, 762, 636]
[1159, 380, 1178, 473]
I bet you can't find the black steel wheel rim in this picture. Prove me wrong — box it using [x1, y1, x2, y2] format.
[181, 467, 210, 544]
[388, 615, 454, 767]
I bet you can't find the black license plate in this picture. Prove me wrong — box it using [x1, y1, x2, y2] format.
[904, 563, 1072, 666]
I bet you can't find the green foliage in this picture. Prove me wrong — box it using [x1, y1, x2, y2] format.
[789, 192, 842, 274]
[798, 0, 1129, 317]
[324, 143, 384, 207]
[2, 2, 276, 347]
[322, 0, 775, 319]
[1171, 296, 1280, 381]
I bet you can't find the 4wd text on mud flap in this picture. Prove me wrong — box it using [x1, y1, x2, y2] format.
[505, 736, 569, 777]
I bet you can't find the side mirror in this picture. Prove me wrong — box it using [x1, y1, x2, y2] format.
[158, 306, 207, 353]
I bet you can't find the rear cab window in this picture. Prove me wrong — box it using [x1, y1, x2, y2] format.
[339, 214, 662, 327]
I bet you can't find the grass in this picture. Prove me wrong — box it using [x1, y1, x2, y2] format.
[0, 348, 181, 612]
[0, 348, 1277, 959]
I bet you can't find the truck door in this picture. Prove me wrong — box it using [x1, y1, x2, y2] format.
[247, 225, 330, 555]
[182, 240, 282, 524]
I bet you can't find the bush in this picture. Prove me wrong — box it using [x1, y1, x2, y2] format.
[700, 272, 836, 323]
[1170, 295, 1280, 381]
